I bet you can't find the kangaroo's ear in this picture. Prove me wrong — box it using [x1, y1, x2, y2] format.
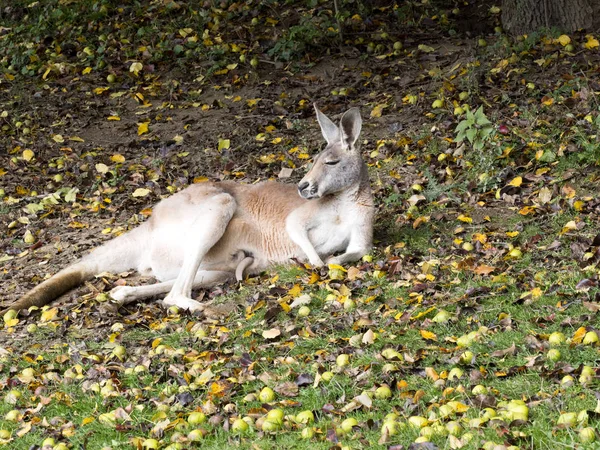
[339, 107, 362, 151]
[314, 103, 340, 145]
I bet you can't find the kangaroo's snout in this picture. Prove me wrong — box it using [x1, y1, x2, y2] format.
[298, 181, 318, 199]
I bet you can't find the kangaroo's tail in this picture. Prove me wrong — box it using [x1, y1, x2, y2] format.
[1, 223, 148, 315]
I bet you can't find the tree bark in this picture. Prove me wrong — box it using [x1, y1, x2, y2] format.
[501, 0, 600, 35]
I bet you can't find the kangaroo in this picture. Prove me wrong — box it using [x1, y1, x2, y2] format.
[1, 105, 374, 315]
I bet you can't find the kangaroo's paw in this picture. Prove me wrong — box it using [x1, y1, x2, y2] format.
[163, 294, 203, 313]
[109, 286, 136, 306]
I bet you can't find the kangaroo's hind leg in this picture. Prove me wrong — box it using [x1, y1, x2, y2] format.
[161, 192, 237, 312]
[110, 270, 233, 307]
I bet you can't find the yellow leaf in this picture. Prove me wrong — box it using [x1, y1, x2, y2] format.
[457, 214, 472, 223]
[327, 264, 347, 272]
[370, 104, 386, 118]
[110, 154, 125, 163]
[69, 136, 85, 142]
[557, 35, 571, 46]
[508, 176, 522, 187]
[506, 231, 520, 237]
[584, 35, 599, 49]
[138, 121, 150, 135]
[42, 67, 51, 80]
[94, 87, 110, 95]
[560, 220, 577, 235]
[218, 139, 230, 151]
[247, 98, 261, 107]
[420, 329, 437, 341]
[82, 67, 92, 74]
[107, 115, 120, 121]
[22, 149, 34, 162]
[129, 61, 143, 75]
[193, 176, 209, 183]
[572, 326, 587, 344]
[284, 284, 301, 298]
[40, 307, 58, 322]
[530, 287, 543, 298]
[541, 96, 554, 106]
[518, 206, 536, 215]
[271, 137, 282, 144]
[52, 134, 65, 143]
[132, 188, 151, 197]
[82, 417, 95, 426]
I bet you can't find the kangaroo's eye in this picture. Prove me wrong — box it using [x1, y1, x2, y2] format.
[325, 160, 340, 166]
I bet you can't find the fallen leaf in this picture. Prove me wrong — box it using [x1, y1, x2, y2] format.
[262, 328, 281, 339]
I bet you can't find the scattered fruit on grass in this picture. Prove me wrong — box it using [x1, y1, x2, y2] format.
[481, 408, 497, 420]
[472, 385, 488, 395]
[3, 309, 17, 324]
[42, 438, 56, 447]
[257, 386, 275, 403]
[580, 427, 596, 443]
[393, 41, 403, 50]
[343, 298, 356, 311]
[446, 421, 462, 436]
[142, 438, 159, 449]
[0, 430, 10, 439]
[432, 99, 444, 109]
[187, 429, 205, 441]
[478, 38, 487, 47]
[448, 367, 464, 380]
[295, 410, 314, 424]
[321, 371, 334, 381]
[336, 354, 350, 367]
[375, 385, 392, 399]
[231, 418, 249, 432]
[340, 417, 358, 433]
[459, 351, 474, 364]
[112, 345, 126, 360]
[5, 390, 21, 404]
[432, 310, 451, 323]
[266, 408, 284, 425]
[261, 420, 280, 432]
[547, 349, 561, 361]
[561, 375, 575, 386]
[188, 411, 206, 425]
[578, 409, 589, 426]
[548, 331, 566, 346]
[381, 421, 397, 436]
[297, 306, 310, 317]
[583, 331, 599, 345]
[557, 412, 577, 427]
[301, 427, 314, 439]
[408, 416, 428, 428]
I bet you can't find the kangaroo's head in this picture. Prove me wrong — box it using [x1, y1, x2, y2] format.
[298, 105, 363, 199]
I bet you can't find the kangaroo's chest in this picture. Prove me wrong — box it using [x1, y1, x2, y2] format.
[309, 209, 353, 255]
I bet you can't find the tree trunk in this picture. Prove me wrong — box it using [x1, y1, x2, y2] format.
[501, 0, 600, 35]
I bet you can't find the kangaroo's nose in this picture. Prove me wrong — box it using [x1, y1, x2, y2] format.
[298, 181, 309, 192]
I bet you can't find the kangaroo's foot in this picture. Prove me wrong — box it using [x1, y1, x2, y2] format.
[109, 286, 137, 306]
[163, 293, 203, 312]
